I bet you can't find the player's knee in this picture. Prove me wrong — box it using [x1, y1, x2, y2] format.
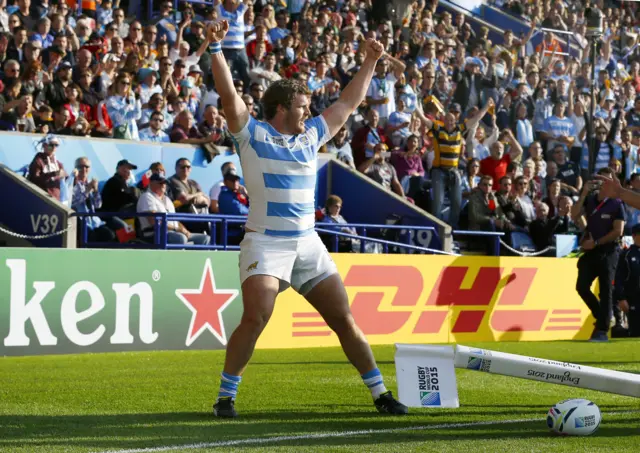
[325, 313, 356, 336]
[241, 308, 272, 333]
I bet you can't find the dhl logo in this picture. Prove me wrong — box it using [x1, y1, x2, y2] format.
[291, 265, 586, 337]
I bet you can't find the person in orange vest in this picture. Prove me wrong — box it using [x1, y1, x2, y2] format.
[66, 0, 96, 19]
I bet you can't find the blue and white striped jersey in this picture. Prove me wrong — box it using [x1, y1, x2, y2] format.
[230, 115, 331, 237]
[216, 3, 248, 50]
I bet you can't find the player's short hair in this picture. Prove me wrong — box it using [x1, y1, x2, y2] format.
[262, 79, 310, 121]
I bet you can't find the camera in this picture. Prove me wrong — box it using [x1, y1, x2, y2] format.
[585, 7, 604, 38]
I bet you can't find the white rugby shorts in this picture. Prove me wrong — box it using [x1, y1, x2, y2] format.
[238, 231, 338, 295]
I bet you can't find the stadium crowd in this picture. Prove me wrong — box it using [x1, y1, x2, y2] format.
[10, 0, 640, 254]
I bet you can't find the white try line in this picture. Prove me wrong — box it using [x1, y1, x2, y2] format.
[89, 417, 542, 453]
[92, 409, 640, 453]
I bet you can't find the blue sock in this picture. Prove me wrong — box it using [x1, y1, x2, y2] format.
[217, 372, 242, 401]
[362, 368, 388, 399]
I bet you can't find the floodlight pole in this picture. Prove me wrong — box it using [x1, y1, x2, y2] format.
[589, 34, 598, 175]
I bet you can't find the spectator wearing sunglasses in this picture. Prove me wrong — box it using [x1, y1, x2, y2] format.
[168, 157, 210, 220]
[106, 73, 142, 140]
[72, 156, 117, 243]
[139, 111, 170, 143]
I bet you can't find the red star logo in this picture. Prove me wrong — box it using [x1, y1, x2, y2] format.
[175, 259, 239, 346]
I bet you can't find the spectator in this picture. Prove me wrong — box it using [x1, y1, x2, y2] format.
[27, 134, 66, 200]
[466, 113, 498, 161]
[50, 104, 73, 135]
[63, 83, 92, 127]
[513, 175, 536, 226]
[106, 73, 141, 140]
[515, 102, 534, 149]
[549, 143, 582, 197]
[139, 92, 172, 130]
[543, 178, 562, 218]
[353, 107, 387, 167]
[101, 159, 139, 213]
[541, 101, 575, 154]
[424, 99, 494, 227]
[358, 142, 404, 198]
[139, 111, 170, 143]
[72, 156, 116, 243]
[584, 115, 623, 174]
[198, 104, 233, 147]
[526, 141, 546, 177]
[468, 174, 502, 231]
[462, 158, 481, 199]
[3, 94, 35, 132]
[217, 166, 249, 216]
[326, 125, 355, 168]
[391, 134, 427, 199]
[168, 157, 210, 219]
[216, 0, 250, 85]
[386, 97, 412, 148]
[452, 57, 495, 114]
[42, 60, 73, 110]
[319, 194, 356, 252]
[528, 202, 559, 254]
[522, 159, 542, 201]
[209, 161, 246, 214]
[170, 110, 216, 145]
[480, 129, 523, 191]
[365, 56, 406, 127]
[137, 173, 211, 246]
[554, 195, 582, 235]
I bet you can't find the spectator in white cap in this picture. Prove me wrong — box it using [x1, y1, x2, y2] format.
[27, 135, 67, 200]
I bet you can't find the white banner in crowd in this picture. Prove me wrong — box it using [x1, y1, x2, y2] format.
[395, 344, 460, 408]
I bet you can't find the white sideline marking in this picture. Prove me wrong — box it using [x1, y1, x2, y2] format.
[92, 417, 540, 453]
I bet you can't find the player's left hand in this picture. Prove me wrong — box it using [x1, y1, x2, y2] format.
[364, 38, 384, 62]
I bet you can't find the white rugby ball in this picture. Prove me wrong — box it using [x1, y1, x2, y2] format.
[546, 398, 601, 436]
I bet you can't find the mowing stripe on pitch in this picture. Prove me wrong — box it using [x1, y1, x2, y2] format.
[92, 417, 541, 453]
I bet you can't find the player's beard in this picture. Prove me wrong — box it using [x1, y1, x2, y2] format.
[286, 110, 305, 135]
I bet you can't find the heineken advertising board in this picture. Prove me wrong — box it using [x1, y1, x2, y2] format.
[0, 249, 244, 356]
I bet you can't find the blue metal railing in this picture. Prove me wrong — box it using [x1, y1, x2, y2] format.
[72, 212, 507, 255]
[72, 212, 452, 253]
[316, 223, 439, 254]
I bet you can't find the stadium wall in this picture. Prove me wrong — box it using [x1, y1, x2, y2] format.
[0, 249, 593, 356]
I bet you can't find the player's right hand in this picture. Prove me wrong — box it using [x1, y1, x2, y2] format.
[208, 21, 229, 43]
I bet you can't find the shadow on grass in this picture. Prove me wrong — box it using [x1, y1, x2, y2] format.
[250, 360, 395, 366]
[2, 411, 639, 451]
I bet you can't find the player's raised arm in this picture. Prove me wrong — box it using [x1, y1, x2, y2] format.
[321, 39, 385, 137]
[208, 21, 249, 133]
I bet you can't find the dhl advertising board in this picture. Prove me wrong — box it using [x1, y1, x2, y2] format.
[258, 254, 593, 348]
[0, 249, 592, 356]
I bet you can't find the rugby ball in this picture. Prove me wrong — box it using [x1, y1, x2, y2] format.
[546, 399, 601, 436]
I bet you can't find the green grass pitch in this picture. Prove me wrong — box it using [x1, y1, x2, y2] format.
[2, 341, 640, 453]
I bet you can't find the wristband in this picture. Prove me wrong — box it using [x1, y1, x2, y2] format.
[210, 42, 222, 54]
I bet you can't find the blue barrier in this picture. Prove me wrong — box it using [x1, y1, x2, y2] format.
[453, 230, 505, 256]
